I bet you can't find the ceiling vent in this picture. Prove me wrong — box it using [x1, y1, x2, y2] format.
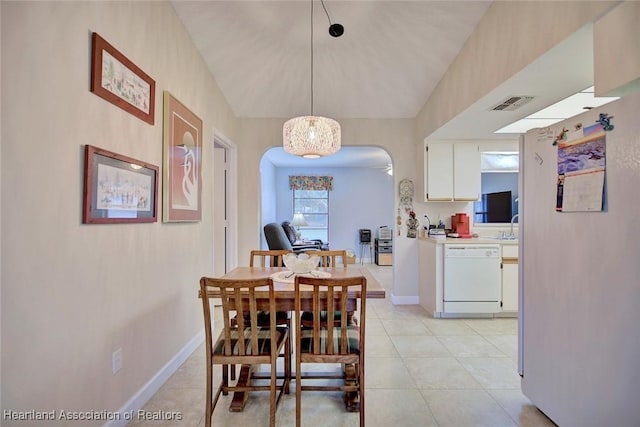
[490, 96, 535, 111]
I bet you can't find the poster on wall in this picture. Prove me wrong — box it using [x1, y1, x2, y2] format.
[163, 91, 202, 222]
[556, 123, 606, 212]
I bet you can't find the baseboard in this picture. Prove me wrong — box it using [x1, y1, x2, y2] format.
[390, 293, 419, 305]
[104, 332, 204, 427]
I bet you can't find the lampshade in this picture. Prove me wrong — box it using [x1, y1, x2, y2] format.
[283, 0, 341, 158]
[291, 213, 308, 228]
[283, 116, 341, 158]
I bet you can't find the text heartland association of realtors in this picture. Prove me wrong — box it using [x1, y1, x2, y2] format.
[3, 409, 183, 422]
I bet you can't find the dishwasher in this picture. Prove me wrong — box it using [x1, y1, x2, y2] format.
[443, 244, 501, 315]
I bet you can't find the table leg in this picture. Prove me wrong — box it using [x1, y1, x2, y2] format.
[229, 364, 252, 412]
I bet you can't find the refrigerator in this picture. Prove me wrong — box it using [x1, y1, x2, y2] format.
[519, 91, 640, 426]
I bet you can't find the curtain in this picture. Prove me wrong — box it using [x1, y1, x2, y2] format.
[288, 176, 333, 191]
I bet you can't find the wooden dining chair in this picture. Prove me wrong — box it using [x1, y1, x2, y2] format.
[293, 275, 367, 427]
[200, 277, 291, 427]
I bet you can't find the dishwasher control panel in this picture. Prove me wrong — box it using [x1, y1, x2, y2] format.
[444, 245, 500, 258]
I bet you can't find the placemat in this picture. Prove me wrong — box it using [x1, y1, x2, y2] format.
[270, 270, 331, 284]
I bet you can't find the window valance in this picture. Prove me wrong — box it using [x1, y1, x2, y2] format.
[289, 176, 333, 191]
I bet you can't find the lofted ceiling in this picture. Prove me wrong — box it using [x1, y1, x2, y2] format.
[171, 0, 492, 120]
[172, 1, 596, 166]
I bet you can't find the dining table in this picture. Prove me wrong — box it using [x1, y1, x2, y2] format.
[199, 265, 387, 412]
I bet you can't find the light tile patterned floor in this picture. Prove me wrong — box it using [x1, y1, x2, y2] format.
[127, 264, 556, 427]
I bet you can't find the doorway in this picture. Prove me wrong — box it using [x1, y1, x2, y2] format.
[259, 146, 394, 264]
[213, 133, 237, 275]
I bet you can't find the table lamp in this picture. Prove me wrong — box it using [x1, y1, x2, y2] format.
[291, 213, 308, 239]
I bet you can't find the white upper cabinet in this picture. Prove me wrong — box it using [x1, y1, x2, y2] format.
[425, 143, 454, 201]
[453, 143, 481, 200]
[424, 141, 480, 202]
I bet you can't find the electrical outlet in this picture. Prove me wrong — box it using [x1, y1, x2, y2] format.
[112, 348, 122, 374]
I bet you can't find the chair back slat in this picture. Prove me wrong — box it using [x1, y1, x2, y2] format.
[339, 285, 349, 354]
[325, 286, 335, 354]
[248, 287, 259, 355]
[312, 290, 320, 354]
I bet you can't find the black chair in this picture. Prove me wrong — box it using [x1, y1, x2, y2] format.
[263, 223, 324, 253]
[281, 221, 327, 250]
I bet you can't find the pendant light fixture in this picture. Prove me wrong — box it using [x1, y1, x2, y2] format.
[283, 0, 341, 159]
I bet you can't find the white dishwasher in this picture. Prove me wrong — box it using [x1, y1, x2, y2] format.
[444, 244, 501, 314]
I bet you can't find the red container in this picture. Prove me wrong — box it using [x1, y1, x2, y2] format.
[451, 213, 470, 236]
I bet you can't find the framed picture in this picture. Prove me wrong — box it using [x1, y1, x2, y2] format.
[90, 32, 156, 125]
[83, 145, 159, 224]
[163, 91, 203, 222]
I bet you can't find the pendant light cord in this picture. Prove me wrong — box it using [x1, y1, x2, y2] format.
[310, 0, 314, 116]
[319, 0, 332, 25]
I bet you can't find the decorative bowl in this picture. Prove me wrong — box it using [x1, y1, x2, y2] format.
[283, 252, 320, 274]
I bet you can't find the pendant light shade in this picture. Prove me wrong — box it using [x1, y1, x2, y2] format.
[283, 0, 341, 158]
[283, 115, 341, 159]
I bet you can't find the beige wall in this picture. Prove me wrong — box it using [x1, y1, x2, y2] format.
[594, 1, 640, 97]
[237, 118, 420, 299]
[1, 1, 237, 422]
[415, 1, 615, 142]
[0, 1, 3, 416]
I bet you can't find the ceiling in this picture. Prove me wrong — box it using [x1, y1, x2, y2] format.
[172, 1, 596, 166]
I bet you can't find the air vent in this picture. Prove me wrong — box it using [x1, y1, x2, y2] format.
[490, 96, 535, 111]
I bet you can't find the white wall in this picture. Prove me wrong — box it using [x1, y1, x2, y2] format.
[521, 91, 640, 427]
[271, 165, 394, 260]
[259, 156, 277, 251]
[1, 2, 237, 423]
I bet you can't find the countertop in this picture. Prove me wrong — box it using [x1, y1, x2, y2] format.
[419, 236, 518, 245]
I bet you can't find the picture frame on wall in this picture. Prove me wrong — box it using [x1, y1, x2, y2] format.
[162, 91, 203, 222]
[83, 145, 159, 224]
[90, 32, 156, 125]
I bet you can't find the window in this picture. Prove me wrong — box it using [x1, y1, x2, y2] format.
[474, 152, 519, 224]
[293, 189, 328, 242]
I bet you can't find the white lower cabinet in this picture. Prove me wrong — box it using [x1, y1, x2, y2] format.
[419, 240, 519, 317]
[501, 245, 519, 312]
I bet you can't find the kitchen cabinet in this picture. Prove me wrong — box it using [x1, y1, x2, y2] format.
[424, 142, 480, 202]
[501, 245, 519, 312]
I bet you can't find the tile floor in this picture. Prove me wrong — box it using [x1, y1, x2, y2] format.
[128, 264, 556, 427]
